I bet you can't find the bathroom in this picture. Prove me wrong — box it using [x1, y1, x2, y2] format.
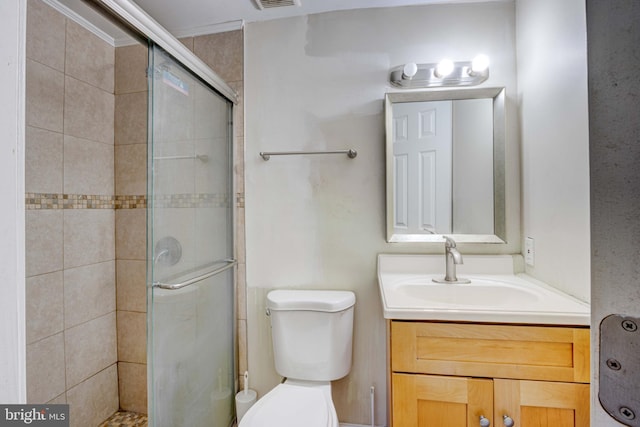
[0, 0, 637, 426]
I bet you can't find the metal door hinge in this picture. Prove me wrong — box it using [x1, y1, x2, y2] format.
[600, 314, 640, 426]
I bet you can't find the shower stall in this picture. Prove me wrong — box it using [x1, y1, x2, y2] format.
[23, 0, 239, 425]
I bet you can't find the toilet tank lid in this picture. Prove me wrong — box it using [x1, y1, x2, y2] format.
[267, 290, 355, 312]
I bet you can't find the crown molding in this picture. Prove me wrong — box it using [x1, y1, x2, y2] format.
[43, 0, 118, 46]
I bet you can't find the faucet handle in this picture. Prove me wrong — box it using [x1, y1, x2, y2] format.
[443, 236, 456, 248]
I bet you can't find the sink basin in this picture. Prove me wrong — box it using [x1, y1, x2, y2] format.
[378, 254, 590, 325]
[396, 278, 541, 307]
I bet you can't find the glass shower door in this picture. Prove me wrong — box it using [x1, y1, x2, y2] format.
[147, 44, 235, 427]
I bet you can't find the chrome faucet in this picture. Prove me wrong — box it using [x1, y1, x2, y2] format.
[433, 236, 470, 284]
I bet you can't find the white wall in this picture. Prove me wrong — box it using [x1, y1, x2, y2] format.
[516, 0, 590, 302]
[245, 3, 518, 424]
[0, 0, 27, 403]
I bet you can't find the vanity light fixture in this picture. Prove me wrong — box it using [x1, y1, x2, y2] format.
[389, 54, 490, 88]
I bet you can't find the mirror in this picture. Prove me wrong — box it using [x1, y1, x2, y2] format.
[385, 87, 506, 243]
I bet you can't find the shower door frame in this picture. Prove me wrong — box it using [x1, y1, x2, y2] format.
[146, 42, 237, 425]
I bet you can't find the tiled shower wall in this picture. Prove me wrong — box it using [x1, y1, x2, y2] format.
[25, 1, 119, 426]
[25, 0, 246, 423]
[114, 40, 149, 414]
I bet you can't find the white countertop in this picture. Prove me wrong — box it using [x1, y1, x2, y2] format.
[378, 254, 590, 325]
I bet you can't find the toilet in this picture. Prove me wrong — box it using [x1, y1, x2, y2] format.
[239, 289, 356, 427]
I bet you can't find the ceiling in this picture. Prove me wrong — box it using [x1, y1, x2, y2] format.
[131, 0, 488, 33]
[55, 0, 494, 44]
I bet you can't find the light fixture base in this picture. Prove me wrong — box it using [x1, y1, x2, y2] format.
[390, 61, 489, 88]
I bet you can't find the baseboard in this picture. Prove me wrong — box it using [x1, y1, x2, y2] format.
[340, 424, 386, 427]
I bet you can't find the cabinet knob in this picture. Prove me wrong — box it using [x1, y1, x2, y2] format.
[480, 415, 491, 427]
[503, 415, 514, 427]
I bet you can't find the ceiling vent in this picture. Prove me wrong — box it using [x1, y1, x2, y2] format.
[254, 0, 300, 10]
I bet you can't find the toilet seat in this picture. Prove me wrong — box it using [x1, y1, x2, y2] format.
[239, 380, 338, 427]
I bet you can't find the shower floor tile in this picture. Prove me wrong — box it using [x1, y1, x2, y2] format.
[99, 411, 147, 427]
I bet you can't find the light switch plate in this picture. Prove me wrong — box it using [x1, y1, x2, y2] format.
[525, 237, 534, 266]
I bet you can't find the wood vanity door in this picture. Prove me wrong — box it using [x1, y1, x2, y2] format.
[392, 373, 493, 427]
[494, 379, 590, 427]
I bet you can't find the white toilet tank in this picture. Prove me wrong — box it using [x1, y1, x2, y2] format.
[266, 289, 355, 381]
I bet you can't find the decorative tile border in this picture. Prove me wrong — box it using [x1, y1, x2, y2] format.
[25, 193, 146, 210]
[116, 195, 147, 209]
[152, 193, 229, 208]
[25, 193, 232, 209]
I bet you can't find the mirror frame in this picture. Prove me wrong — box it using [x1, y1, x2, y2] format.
[385, 87, 506, 243]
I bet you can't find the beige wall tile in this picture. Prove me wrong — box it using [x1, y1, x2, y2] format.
[193, 31, 243, 84]
[63, 135, 114, 196]
[116, 260, 146, 313]
[118, 362, 147, 413]
[115, 92, 147, 145]
[152, 146, 196, 195]
[237, 318, 247, 377]
[115, 43, 148, 95]
[229, 81, 244, 138]
[26, 0, 65, 71]
[26, 333, 66, 403]
[64, 261, 116, 329]
[65, 20, 114, 93]
[179, 36, 194, 52]
[115, 144, 147, 196]
[26, 210, 63, 277]
[47, 393, 67, 404]
[64, 76, 114, 145]
[150, 89, 195, 142]
[66, 364, 119, 427]
[63, 209, 115, 269]
[236, 263, 246, 321]
[25, 126, 63, 194]
[116, 310, 146, 364]
[65, 313, 117, 388]
[26, 59, 64, 133]
[26, 271, 63, 344]
[235, 206, 245, 265]
[115, 209, 146, 260]
[235, 136, 245, 195]
[149, 208, 196, 279]
[192, 78, 230, 141]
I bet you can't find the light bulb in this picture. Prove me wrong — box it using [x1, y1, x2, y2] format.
[402, 62, 418, 79]
[435, 59, 454, 78]
[471, 54, 490, 73]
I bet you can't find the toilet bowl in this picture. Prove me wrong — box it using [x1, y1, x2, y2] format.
[237, 289, 355, 427]
[239, 380, 338, 427]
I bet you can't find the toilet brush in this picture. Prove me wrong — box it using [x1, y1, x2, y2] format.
[235, 371, 257, 423]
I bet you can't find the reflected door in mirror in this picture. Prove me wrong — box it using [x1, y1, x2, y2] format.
[392, 100, 452, 235]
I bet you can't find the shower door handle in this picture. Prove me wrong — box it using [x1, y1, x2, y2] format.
[153, 258, 237, 290]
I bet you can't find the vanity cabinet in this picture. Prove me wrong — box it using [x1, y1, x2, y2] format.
[389, 321, 590, 427]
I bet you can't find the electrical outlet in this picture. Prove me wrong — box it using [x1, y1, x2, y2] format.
[525, 237, 535, 266]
